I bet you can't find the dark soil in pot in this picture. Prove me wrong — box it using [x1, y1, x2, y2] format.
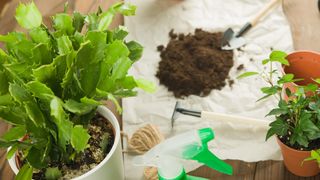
[278, 135, 320, 151]
[156, 29, 234, 98]
[18, 113, 115, 180]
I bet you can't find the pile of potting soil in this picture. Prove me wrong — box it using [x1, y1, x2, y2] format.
[156, 29, 234, 98]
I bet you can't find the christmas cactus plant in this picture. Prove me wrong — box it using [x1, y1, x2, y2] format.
[0, 2, 154, 179]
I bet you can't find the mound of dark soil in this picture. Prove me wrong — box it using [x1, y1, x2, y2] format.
[156, 29, 234, 98]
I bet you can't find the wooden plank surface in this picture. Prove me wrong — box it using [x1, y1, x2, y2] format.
[1, 0, 320, 180]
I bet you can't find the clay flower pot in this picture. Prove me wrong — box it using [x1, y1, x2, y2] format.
[282, 51, 320, 100]
[8, 106, 124, 180]
[277, 138, 320, 177]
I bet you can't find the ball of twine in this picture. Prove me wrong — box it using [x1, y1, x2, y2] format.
[122, 124, 164, 180]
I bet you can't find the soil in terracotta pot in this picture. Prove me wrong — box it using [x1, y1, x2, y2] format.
[279, 135, 320, 151]
[156, 29, 234, 98]
[27, 113, 115, 180]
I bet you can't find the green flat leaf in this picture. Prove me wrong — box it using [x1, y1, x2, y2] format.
[0, 106, 26, 125]
[15, 2, 42, 29]
[50, 97, 73, 151]
[6, 144, 18, 159]
[73, 12, 85, 32]
[26, 81, 54, 101]
[0, 94, 13, 106]
[26, 146, 48, 169]
[16, 163, 33, 180]
[135, 78, 156, 93]
[304, 84, 318, 92]
[53, 13, 74, 35]
[80, 97, 102, 106]
[24, 101, 46, 127]
[85, 31, 107, 63]
[262, 59, 270, 65]
[266, 108, 288, 116]
[45, 167, 62, 180]
[71, 125, 90, 152]
[126, 40, 143, 62]
[57, 36, 73, 55]
[9, 83, 32, 103]
[111, 57, 132, 80]
[112, 2, 136, 16]
[277, 74, 294, 84]
[32, 43, 52, 65]
[98, 11, 114, 31]
[267, 118, 289, 138]
[29, 27, 50, 44]
[313, 78, 320, 84]
[85, 13, 99, 31]
[269, 51, 289, 65]
[113, 26, 128, 40]
[1, 125, 25, 141]
[260, 86, 280, 95]
[237, 72, 258, 79]
[64, 99, 96, 115]
[105, 40, 130, 65]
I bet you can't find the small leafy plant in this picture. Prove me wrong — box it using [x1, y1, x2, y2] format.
[304, 149, 320, 168]
[0, 2, 154, 180]
[238, 51, 320, 149]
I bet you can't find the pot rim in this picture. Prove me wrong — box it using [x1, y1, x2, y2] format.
[8, 105, 121, 180]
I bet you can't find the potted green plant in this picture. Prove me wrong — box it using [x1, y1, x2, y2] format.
[0, 2, 155, 180]
[238, 50, 320, 177]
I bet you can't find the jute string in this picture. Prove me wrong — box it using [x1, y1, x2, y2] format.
[122, 124, 165, 180]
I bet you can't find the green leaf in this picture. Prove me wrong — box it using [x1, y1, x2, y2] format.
[0, 106, 26, 125]
[265, 118, 288, 140]
[26, 81, 54, 97]
[105, 40, 130, 65]
[112, 2, 136, 16]
[64, 99, 96, 115]
[266, 108, 288, 116]
[113, 26, 128, 40]
[57, 36, 73, 55]
[260, 86, 280, 95]
[237, 72, 259, 79]
[269, 51, 289, 65]
[16, 163, 33, 180]
[50, 97, 73, 151]
[111, 57, 132, 80]
[98, 11, 114, 31]
[304, 84, 318, 92]
[126, 40, 143, 62]
[29, 27, 50, 44]
[15, 2, 42, 29]
[1, 125, 25, 141]
[85, 13, 99, 30]
[73, 12, 85, 32]
[26, 146, 48, 169]
[9, 83, 32, 103]
[45, 167, 62, 180]
[262, 59, 270, 65]
[313, 78, 320, 84]
[24, 101, 46, 127]
[71, 125, 90, 152]
[277, 74, 294, 84]
[53, 13, 74, 35]
[6, 144, 18, 159]
[135, 78, 156, 93]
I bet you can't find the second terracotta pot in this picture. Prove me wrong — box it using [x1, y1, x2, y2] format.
[282, 51, 320, 100]
[277, 138, 320, 177]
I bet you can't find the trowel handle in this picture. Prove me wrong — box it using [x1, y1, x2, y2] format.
[250, 0, 280, 26]
[236, 0, 280, 37]
[201, 111, 270, 128]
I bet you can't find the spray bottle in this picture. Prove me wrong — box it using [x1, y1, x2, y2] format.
[133, 128, 233, 180]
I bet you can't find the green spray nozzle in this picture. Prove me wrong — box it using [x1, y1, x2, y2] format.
[133, 128, 233, 180]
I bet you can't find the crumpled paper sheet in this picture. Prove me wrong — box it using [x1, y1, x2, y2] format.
[123, 0, 293, 179]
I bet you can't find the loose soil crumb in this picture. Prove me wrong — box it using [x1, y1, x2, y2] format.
[249, 58, 254, 62]
[32, 113, 115, 180]
[228, 79, 234, 87]
[236, 64, 244, 71]
[156, 29, 234, 98]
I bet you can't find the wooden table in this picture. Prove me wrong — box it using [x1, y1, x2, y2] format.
[1, 0, 320, 180]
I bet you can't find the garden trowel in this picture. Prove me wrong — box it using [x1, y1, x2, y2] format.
[221, 0, 280, 50]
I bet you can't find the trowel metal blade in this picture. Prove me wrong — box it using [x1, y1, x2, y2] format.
[221, 36, 246, 50]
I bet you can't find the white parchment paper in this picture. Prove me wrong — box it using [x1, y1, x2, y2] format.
[123, 0, 293, 179]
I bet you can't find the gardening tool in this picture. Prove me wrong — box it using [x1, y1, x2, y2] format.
[171, 102, 270, 128]
[221, 0, 280, 50]
[133, 128, 233, 180]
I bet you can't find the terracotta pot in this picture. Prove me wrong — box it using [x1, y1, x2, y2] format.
[277, 138, 320, 177]
[8, 106, 124, 180]
[282, 51, 320, 100]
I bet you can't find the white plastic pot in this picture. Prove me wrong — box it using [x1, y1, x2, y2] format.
[8, 105, 124, 180]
